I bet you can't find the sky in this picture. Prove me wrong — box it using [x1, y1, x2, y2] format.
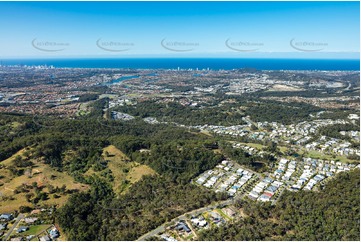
[0, 1, 359, 59]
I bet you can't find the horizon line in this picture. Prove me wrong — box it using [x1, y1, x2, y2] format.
[1, 57, 360, 60]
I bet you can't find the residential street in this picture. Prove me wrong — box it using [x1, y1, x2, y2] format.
[136, 199, 233, 241]
[3, 213, 25, 241]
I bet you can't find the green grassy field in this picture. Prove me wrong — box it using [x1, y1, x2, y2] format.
[303, 149, 359, 164]
[216, 208, 232, 221]
[20, 224, 52, 236]
[238, 142, 265, 150]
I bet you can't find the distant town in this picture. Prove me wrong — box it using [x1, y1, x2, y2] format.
[0, 65, 359, 241]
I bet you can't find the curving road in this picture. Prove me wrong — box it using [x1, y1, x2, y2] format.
[136, 199, 233, 241]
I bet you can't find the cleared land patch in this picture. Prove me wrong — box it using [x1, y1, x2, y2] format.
[85, 145, 156, 195]
[268, 84, 303, 92]
[0, 148, 88, 213]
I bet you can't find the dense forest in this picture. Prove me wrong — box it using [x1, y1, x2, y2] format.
[113, 100, 246, 126]
[112, 97, 330, 125]
[57, 176, 227, 240]
[243, 100, 323, 124]
[219, 141, 277, 172]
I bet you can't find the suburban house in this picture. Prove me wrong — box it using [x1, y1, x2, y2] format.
[24, 217, 38, 224]
[49, 227, 60, 239]
[0, 214, 13, 221]
[17, 226, 29, 233]
[175, 221, 191, 233]
[0, 223, 8, 230]
[40, 235, 51, 241]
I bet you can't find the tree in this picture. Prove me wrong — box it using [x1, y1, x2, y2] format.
[19, 206, 32, 213]
[60, 185, 67, 194]
[47, 184, 55, 194]
[25, 193, 33, 202]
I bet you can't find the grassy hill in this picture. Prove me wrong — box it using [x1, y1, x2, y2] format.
[0, 148, 89, 213]
[85, 145, 156, 195]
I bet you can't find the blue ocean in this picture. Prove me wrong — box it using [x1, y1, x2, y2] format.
[1, 58, 359, 71]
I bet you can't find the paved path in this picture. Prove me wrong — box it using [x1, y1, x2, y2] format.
[272, 186, 286, 205]
[185, 220, 197, 239]
[136, 199, 233, 241]
[242, 116, 260, 129]
[3, 213, 25, 241]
